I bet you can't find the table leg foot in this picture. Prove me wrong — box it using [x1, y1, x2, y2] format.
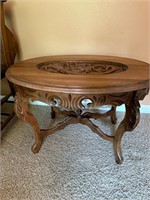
[113, 122, 125, 164]
[32, 139, 43, 153]
[115, 154, 124, 164]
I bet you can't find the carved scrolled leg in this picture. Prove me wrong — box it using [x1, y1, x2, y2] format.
[51, 106, 56, 119]
[113, 122, 126, 164]
[14, 93, 43, 153]
[111, 105, 117, 124]
[113, 92, 140, 164]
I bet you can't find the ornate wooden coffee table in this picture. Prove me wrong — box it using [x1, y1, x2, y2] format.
[6, 55, 149, 164]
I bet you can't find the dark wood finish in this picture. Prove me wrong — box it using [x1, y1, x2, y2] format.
[6, 55, 150, 164]
[1, 0, 17, 131]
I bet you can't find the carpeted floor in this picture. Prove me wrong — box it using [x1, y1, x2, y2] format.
[0, 105, 150, 200]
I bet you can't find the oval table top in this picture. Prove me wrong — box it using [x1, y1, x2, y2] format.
[6, 55, 150, 94]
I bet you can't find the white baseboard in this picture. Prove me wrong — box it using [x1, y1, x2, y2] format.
[115, 104, 150, 114]
[1, 96, 150, 114]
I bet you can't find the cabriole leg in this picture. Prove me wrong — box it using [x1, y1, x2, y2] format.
[113, 92, 140, 164]
[14, 92, 43, 153]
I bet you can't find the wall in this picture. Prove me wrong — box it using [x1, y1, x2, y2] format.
[5, 0, 150, 105]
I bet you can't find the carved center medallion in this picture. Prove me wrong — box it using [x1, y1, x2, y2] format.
[37, 60, 128, 75]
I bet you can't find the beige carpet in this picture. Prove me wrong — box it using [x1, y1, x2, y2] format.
[0, 105, 150, 200]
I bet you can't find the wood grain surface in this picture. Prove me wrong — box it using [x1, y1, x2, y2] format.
[6, 55, 150, 94]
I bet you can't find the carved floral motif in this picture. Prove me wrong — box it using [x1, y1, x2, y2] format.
[14, 95, 25, 120]
[37, 60, 128, 75]
[21, 87, 132, 111]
